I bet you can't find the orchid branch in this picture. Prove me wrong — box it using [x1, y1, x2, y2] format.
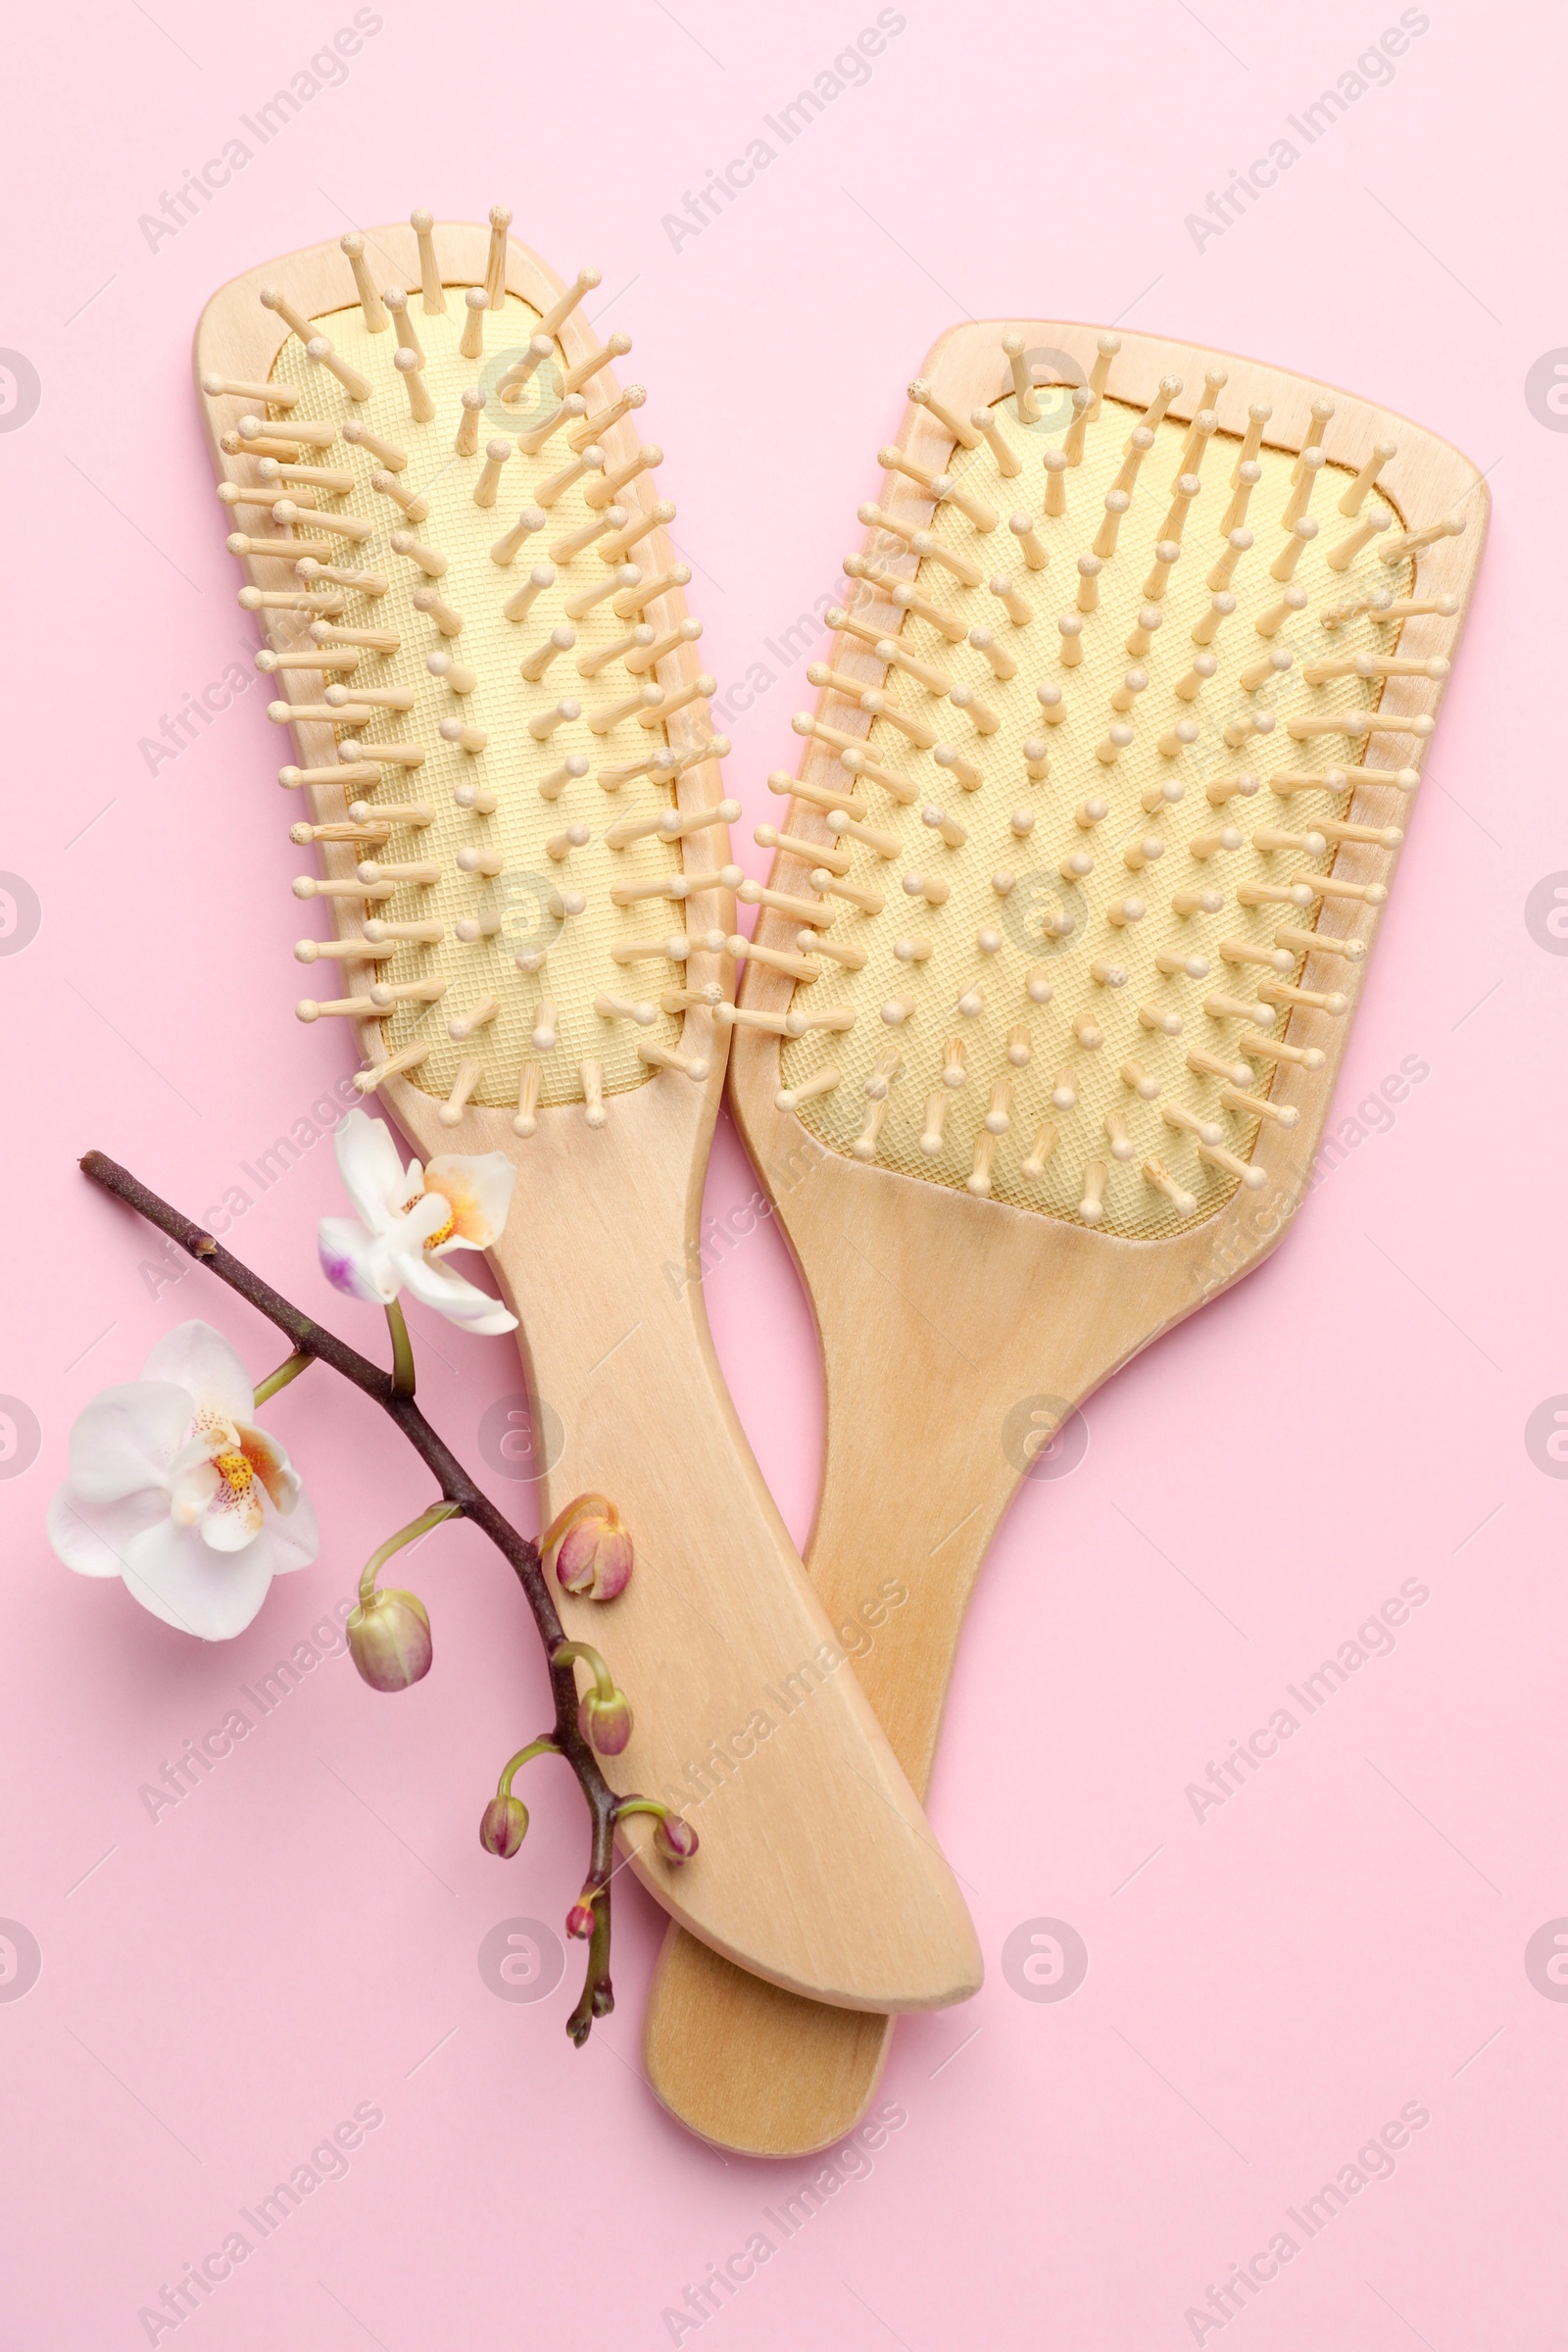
[78, 1149, 653, 2044]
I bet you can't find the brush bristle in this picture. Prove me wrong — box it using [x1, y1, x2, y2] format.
[762, 363, 1437, 1237]
[215, 219, 725, 1128]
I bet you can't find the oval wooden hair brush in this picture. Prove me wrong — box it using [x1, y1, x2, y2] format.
[193, 214, 981, 2016]
[641, 318, 1487, 2150]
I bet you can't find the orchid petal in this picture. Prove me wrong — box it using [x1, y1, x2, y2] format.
[66, 1382, 193, 1504]
[263, 1482, 319, 1575]
[422, 1152, 517, 1251]
[334, 1109, 411, 1232]
[198, 1470, 265, 1551]
[239, 1425, 301, 1515]
[47, 1485, 170, 1578]
[318, 1216, 395, 1303]
[121, 1517, 277, 1640]
[169, 1453, 221, 1527]
[398, 1250, 518, 1334]
[141, 1322, 255, 1426]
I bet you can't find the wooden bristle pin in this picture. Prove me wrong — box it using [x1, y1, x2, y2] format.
[493, 506, 550, 568]
[410, 587, 464, 637]
[547, 504, 623, 565]
[484, 205, 513, 308]
[1381, 515, 1466, 565]
[495, 564, 554, 628]
[1127, 376, 1180, 444]
[1062, 386, 1094, 467]
[454, 386, 486, 457]
[390, 530, 448, 580]
[333, 237, 386, 334]
[394, 348, 435, 423]
[969, 628, 1017, 684]
[500, 336, 556, 402]
[1144, 540, 1182, 600]
[1003, 335, 1039, 424]
[1240, 646, 1292, 693]
[381, 286, 423, 368]
[1043, 448, 1068, 519]
[969, 411, 1019, 480]
[1279, 446, 1324, 531]
[519, 393, 589, 458]
[598, 502, 674, 564]
[616, 564, 694, 621]
[563, 332, 633, 400]
[569, 385, 646, 452]
[1340, 438, 1397, 517]
[1221, 463, 1261, 536]
[343, 419, 408, 471]
[1268, 519, 1317, 582]
[372, 469, 428, 521]
[1078, 1159, 1107, 1224]
[237, 412, 335, 450]
[203, 372, 302, 408]
[539, 754, 589, 799]
[304, 337, 370, 402]
[1234, 401, 1271, 478]
[1087, 333, 1121, 417]
[588, 443, 660, 511]
[1093, 493, 1131, 562]
[538, 267, 602, 342]
[529, 696, 581, 743]
[1206, 530, 1251, 594]
[1110, 428, 1155, 503]
[906, 377, 980, 449]
[472, 440, 513, 509]
[459, 286, 488, 361]
[1183, 594, 1232, 650]
[1254, 585, 1306, 639]
[1011, 514, 1053, 570]
[259, 284, 318, 345]
[537, 444, 604, 511]
[1176, 410, 1216, 479]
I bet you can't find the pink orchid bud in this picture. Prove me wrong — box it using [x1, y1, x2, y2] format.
[555, 1506, 633, 1602]
[655, 1811, 700, 1865]
[565, 1901, 597, 1940]
[346, 1587, 432, 1691]
[579, 1686, 633, 1755]
[479, 1793, 528, 1858]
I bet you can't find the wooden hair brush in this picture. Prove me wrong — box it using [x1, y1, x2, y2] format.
[640, 318, 1486, 2150]
[193, 214, 981, 2016]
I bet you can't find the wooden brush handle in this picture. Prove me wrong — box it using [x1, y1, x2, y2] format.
[641, 1234, 1032, 2149]
[485, 1170, 982, 2013]
[641, 1165, 1150, 2150]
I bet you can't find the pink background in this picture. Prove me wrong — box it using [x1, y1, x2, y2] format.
[2, 0, 1564, 2343]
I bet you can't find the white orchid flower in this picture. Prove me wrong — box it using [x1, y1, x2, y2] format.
[318, 1110, 517, 1336]
[48, 1322, 318, 1639]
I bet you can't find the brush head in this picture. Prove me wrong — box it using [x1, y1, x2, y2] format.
[747, 327, 1482, 1242]
[201, 216, 728, 1134]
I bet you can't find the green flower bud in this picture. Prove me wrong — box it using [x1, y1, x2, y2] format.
[346, 1587, 431, 1690]
[479, 1793, 528, 1858]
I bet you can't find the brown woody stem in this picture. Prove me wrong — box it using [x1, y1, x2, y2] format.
[79, 1148, 622, 2046]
